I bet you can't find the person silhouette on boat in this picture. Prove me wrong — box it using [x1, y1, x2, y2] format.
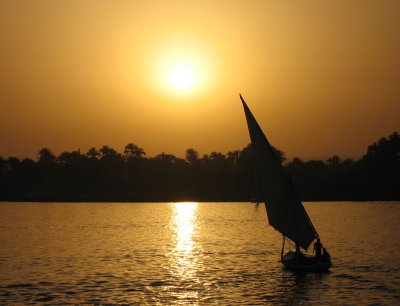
[321, 247, 331, 262]
[313, 238, 323, 261]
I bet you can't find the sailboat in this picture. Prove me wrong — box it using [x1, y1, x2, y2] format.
[240, 94, 332, 272]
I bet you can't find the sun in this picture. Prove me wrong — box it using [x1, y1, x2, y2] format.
[162, 56, 203, 95]
[168, 64, 196, 92]
[147, 36, 213, 97]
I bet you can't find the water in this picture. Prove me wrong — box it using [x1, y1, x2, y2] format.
[0, 202, 399, 305]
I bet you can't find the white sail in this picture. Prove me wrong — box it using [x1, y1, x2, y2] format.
[240, 95, 317, 250]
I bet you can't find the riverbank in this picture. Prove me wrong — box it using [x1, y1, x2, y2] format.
[2, 191, 399, 202]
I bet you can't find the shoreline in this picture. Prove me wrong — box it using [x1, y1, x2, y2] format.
[1, 193, 399, 203]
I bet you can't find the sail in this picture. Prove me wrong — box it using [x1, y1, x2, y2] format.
[240, 94, 317, 250]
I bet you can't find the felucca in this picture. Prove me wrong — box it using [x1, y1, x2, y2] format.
[240, 94, 331, 272]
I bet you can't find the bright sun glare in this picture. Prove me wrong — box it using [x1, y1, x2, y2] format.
[149, 36, 212, 97]
[168, 64, 196, 91]
[163, 58, 202, 95]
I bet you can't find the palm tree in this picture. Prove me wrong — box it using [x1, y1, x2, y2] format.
[124, 143, 146, 159]
[99, 145, 118, 158]
[86, 147, 100, 159]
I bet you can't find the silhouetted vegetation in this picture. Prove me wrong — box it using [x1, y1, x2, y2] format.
[1, 132, 399, 201]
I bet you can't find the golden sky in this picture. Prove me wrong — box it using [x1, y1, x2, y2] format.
[1, 0, 399, 160]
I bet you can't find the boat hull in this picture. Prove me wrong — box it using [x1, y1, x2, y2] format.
[281, 251, 331, 272]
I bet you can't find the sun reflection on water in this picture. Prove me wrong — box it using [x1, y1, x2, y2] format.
[171, 202, 199, 278]
[168, 202, 202, 302]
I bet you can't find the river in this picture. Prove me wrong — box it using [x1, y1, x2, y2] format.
[0, 201, 399, 305]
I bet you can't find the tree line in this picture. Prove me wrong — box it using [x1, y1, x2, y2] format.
[0, 132, 399, 201]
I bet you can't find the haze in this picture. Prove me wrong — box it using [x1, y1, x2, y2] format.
[1, 1, 399, 160]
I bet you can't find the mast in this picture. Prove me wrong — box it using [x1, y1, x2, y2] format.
[280, 236, 286, 260]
